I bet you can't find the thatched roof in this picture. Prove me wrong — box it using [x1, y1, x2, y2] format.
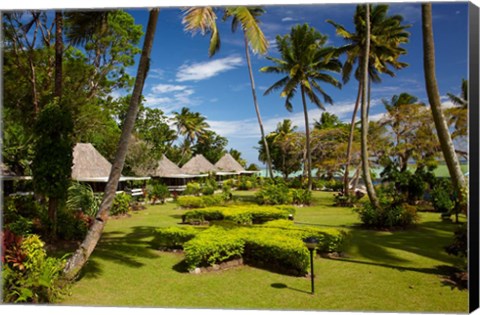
[181, 154, 218, 175]
[215, 153, 245, 173]
[150, 155, 183, 177]
[71, 143, 113, 180]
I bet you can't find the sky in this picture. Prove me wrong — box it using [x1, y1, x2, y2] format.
[2, 0, 469, 167]
[115, 2, 469, 167]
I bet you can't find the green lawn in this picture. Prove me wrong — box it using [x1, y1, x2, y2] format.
[59, 191, 468, 312]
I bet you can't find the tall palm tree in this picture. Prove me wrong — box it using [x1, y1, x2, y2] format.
[64, 8, 160, 280]
[327, 4, 410, 197]
[182, 6, 274, 178]
[421, 4, 466, 199]
[360, 4, 380, 209]
[261, 24, 342, 190]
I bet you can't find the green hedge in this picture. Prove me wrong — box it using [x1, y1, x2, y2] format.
[157, 219, 347, 276]
[183, 205, 294, 225]
[183, 227, 245, 269]
[154, 226, 203, 248]
[176, 195, 225, 209]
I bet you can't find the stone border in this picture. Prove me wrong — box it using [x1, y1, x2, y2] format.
[189, 258, 244, 274]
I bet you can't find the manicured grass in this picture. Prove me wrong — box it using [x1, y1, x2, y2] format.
[59, 191, 468, 312]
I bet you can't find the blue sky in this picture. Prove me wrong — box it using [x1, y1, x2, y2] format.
[119, 2, 468, 166]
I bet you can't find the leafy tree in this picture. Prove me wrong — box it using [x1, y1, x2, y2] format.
[31, 100, 74, 237]
[421, 4, 466, 201]
[261, 24, 342, 190]
[192, 130, 228, 164]
[327, 4, 410, 197]
[182, 6, 274, 178]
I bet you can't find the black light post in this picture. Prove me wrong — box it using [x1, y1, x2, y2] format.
[303, 237, 318, 294]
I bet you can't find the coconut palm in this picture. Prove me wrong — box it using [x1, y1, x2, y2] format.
[260, 24, 342, 190]
[64, 8, 160, 280]
[446, 79, 468, 139]
[182, 6, 274, 178]
[421, 4, 466, 199]
[172, 107, 210, 144]
[327, 4, 410, 197]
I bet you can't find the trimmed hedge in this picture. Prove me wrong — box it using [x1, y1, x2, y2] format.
[183, 227, 245, 269]
[176, 195, 225, 209]
[154, 226, 203, 248]
[183, 205, 294, 225]
[157, 219, 347, 275]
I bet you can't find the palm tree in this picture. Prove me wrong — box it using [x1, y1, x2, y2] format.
[261, 24, 342, 190]
[327, 4, 410, 197]
[360, 4, 380, 209]
[182, 6, 274, 178]
[63, 8, 160, 280]
[446, 79, 468, 139]
[421, 4, 466, 200]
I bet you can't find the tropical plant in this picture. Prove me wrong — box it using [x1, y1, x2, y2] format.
[327, 4, 410, 197]
[445, 79, 468, 140]
[182, 6, 274, 178]
[261, 24, 342, 191]
[66, 182, 101, 217]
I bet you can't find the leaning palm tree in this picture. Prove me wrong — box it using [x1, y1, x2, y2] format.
[182, 6, 274, 178]
[261, 24, 342, 190]
[63, 8, 160, 280]
[421, 4, 466, 200]
[327, 4, 410, 197]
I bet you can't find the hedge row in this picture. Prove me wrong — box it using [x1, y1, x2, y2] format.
[182, 205, 295, 225]
[155, 220, 347, 275]
[176, 195, 225, 209]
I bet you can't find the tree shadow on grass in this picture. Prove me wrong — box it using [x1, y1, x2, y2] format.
[77, 226, 161, 280]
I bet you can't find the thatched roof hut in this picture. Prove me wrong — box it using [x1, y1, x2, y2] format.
[151, 155, 183, 177]
[71, 143, 113, 180]
[215, 153, 245, 173]
[181, 154, 218, 175]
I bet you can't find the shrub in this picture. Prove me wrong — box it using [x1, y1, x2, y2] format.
[154, 226, 203, 249]
[445, 223, 467, 270]
[291, 189, 312, 205]
[355, 201, 418, 229]
[66, 182, 101, 217]
[148, 183, 170, 204]
[431, 179, 454, 214]
[324, 179, 343, 192]
[183, 227, 244, 269]
[201, 185, 215, 196]
[176, 194, 225, 209]
[183, 205, 292, 225]
[110, 192, 132, 216]
[56, 209, 91, 241]
[183, 182, 202, 196]
[255, 182, 293, 205]
[2, 231, 67, 303]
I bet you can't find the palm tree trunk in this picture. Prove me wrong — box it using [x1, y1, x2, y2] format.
[300, 85, 312, 191]
[421, 3, 466, 196]
[361, 4, 380, 209]
[63, 8, 160, 280]
[343, 81, 362, 196]
[243, 34, 273, 179]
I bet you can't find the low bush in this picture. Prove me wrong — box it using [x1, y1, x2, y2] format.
[147, 183, 170, 204]
[2, 230, 67, 303]
[255, 182, 293, 205]
[355, 201, 418, 229]
[183, 205, 292, 225]
[291, 189, 312, 206]
[176, 194, 225, 209]
[110, 192, 132, 216]
[183, 182, 202, 196]
[324, 179, 343, 192]
[183, 227, 245, 269]
[154, 226, 203, 249]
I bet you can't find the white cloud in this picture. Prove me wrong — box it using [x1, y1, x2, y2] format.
[152, 84, 188, 94]
[176, 56, 243, 82]
[149, 68, 165, 79]
[281, 17, 294, 22]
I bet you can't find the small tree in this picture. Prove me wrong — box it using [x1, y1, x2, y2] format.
[32, 100, 74, 238]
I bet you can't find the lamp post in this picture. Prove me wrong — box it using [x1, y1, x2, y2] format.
[303, 237, 318, 294]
